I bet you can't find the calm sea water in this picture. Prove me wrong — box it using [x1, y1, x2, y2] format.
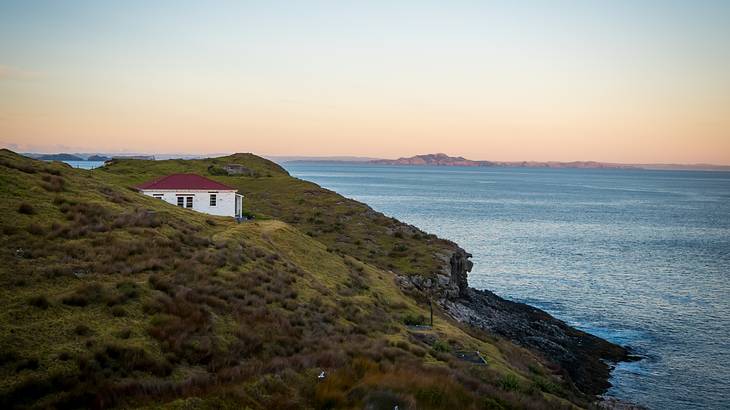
[57, 160, 106, 169]
[284, 162, 730, 410]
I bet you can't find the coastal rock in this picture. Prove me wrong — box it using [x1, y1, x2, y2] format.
[449, 248, 472, 298]
[442, 288, 634, 395]
[394, 246, 634, 396]
[395, 248, 472, 300]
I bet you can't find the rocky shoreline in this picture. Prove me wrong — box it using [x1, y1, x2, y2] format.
[397, 247, 639, 396]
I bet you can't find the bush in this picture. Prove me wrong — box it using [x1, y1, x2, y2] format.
[28, 295, 50, 309]
[41, 175, 66, 192]
[17, 203, 35, 215]
[62, 283, 106, 307]
[77, 344, 172, 378]
[74, 324, 93, 336]
[109, 281, 140, 305]
[431, 340, 451, 353]
[111, 306, 127, 317]
[115, 329, 132, 339]
[27, 223, 45, 236]
[402, 313, 426, 326]
[498, 374, 520, 391]
[207, 165, 228, 176]
[15, 357, 40, 372]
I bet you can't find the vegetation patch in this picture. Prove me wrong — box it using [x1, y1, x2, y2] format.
[0, 150, 592, 409]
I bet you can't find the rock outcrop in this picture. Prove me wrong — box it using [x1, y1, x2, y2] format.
[443, 287, 636, 395]
[449, 248, 472, 298]
[395, 247, 472, 301]
[397, 248, 636, 396]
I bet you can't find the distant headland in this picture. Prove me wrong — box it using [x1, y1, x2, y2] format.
[282, 153, 730, 171]
[370, 153, 637, 169]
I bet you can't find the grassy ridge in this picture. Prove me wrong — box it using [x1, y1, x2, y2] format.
[100, 154, 458, 278]
[0, 150, 587, 409]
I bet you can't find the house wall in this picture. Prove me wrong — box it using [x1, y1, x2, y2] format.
[140, 189, 238, 217]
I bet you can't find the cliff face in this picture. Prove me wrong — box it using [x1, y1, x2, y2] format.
[394, 247, 471, 300]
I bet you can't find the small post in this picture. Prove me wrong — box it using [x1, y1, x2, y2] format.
[429, 297, 433, 327]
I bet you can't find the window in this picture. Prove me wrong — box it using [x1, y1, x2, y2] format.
[153, 194, 163, 200]
[177, 196, 193, 208]
[210, 194, 217, 207]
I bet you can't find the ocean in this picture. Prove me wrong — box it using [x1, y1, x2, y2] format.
[57, 160, 106, 169]
[283, 162, 730, 410]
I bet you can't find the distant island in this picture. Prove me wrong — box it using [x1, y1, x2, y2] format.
[31, 153, 85, 161]
[24, 153, 153, 161]
[370, 153, 638, 169]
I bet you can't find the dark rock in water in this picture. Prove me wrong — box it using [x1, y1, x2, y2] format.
[397, 247, 636, 396]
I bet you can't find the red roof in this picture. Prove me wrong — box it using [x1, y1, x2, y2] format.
[136, 174, 236, 191]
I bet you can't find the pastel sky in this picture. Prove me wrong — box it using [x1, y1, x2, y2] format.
[1, 1, 729, 163]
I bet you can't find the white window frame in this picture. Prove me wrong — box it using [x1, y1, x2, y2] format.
[209, 193, 217, 207]
[176, 195, 194, 208]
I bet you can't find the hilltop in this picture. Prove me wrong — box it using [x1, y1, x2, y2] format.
[1, 150, 629, 408]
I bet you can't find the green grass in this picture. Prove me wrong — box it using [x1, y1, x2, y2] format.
[0, 149, 588, 409]
[98, 154, 457, 278]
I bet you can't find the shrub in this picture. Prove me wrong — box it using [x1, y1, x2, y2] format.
[111, 306, 127, 317]
[207, 165, 228, 176]
[77, 344, 172, 378]
[28, 295, 50, 309]
[111, 281, 140, 304]
[431, 340, 451, 353]
[41, 174, 66, 192]
[112, 210, 161, 229]
[402, 313, 426, 326]
[74, 324, 93, 336]
[27, 223, 45, 236]
[498, 374, 520, 391]
[15, 357, 40, 372]
[115, 329, 132, 339]
[17, 203, 35, 215]
[62, 283, 106, 307]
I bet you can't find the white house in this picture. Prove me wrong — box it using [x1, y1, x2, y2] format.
[137, 173, 243, 218]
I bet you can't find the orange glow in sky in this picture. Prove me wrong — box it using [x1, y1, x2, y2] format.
[1, 2, 729, 164]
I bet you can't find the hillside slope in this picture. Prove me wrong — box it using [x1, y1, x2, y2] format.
[100, 153, 634, 395]
[0, 149, 590, 409]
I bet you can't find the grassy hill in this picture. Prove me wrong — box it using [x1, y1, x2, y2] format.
[99, 154, 461, 280]
[0, 150, 590, 409]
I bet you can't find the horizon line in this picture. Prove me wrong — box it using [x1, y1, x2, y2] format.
[12, 149, 730, 168]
